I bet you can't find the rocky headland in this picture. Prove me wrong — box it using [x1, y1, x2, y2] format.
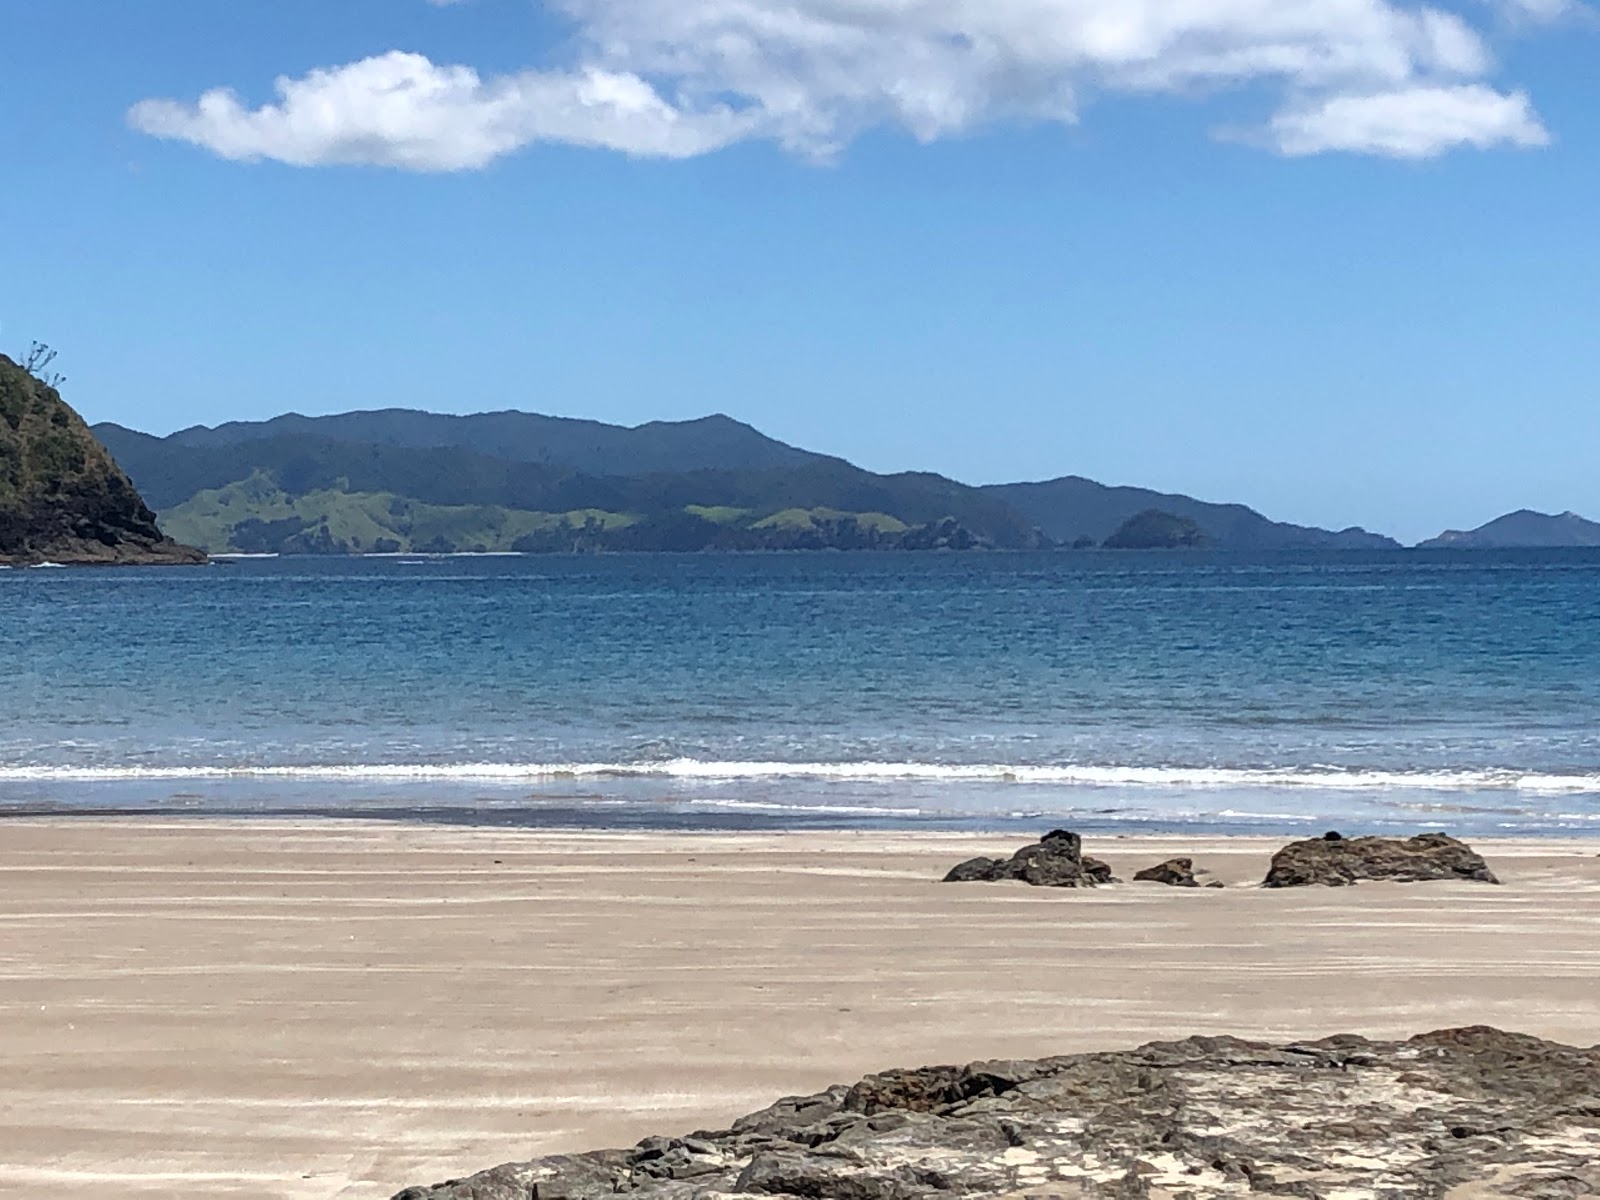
[0, 353, 203, 565]
[393, 1026, 1600, 1200]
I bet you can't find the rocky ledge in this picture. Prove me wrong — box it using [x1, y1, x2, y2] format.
[942, 830, 1117, 888]
[393, 1026, 1600, 1199]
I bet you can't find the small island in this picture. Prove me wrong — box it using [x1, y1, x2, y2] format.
[1101, 508, 1212, 549]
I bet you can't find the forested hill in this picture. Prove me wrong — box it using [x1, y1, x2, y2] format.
[94, 420, 1045, 554]
[95, 408, 1401, 555]
[152, 408, 827, 475]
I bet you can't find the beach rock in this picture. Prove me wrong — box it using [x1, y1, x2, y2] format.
[1263, 831, 1500, 888]
[1133, 857, 1202, 887]
[391, 1026, 1600, 1199]
[942, 830, 1118, 888]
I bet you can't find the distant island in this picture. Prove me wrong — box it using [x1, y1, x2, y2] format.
[0, 352, 201, 566]
[1418, 510, 1600, 549]
[93, 407, 1410, 556]
[984, 478, 1395, 551]
[1101, 510, 1213, 550]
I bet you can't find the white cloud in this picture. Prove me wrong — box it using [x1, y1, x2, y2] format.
[1270, 83, 1549, 155]
[128, 0, 1560, 168]
[129, 53, 753, 168]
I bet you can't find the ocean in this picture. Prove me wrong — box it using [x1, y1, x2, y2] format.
[3, 550, 1598, 835]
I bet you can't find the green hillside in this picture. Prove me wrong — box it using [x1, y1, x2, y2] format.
[100, 423, 1048, 554]
[162, 474, 975, 555]
[93, 405, 1411, 555]
[160, 473, 639, 554]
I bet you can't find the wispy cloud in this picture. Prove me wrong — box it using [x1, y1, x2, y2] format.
[129, 0, 1564, 169]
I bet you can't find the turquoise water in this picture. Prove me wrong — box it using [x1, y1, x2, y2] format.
[3, 551, 1598, 833]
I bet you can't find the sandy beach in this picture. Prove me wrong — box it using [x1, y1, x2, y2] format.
[2, 819, 1598, 1200]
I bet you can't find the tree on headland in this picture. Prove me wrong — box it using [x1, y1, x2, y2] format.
[20, 342, 66, 390]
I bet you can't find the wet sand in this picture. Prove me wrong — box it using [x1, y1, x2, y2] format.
[1, 819, 1598, 1200]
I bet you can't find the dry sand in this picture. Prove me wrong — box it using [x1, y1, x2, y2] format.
[1, 818, 1598, 1200]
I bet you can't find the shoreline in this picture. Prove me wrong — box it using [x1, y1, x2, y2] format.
[6, 814, 1600, 868]
[4, 819, 1599, 1200]
[6, 808, 1600, 846]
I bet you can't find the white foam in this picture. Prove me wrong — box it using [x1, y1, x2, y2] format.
[0, 760, 1596, 793]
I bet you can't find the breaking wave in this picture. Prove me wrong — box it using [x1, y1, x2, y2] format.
[1, 760, 1596, 793]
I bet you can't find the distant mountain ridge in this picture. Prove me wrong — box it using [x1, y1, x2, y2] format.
[984, 476, 1399, 550]
[94, 406, 1407, 556]
[1418, 510, 1600, 549]
[94, 421, 1046, 553]
[158, 409, 828, 476]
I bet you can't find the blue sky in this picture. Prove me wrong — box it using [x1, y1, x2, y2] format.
[2, 0, 1597, 543]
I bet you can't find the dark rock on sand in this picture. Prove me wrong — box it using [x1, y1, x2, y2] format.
[1132, 857, 1216, 887]
[392, 1026, 1600, 1199]
[1263, 831, 1500, 888]
[942, 830, 1118, 888]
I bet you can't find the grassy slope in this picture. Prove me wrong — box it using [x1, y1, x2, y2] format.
[164, 474, 932, 555]
[106, 429, 1049, 551]
[753, 507, 909, 534]
[161, 474, 640, 554]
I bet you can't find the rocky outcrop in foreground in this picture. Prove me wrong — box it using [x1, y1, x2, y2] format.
[942, 830, 1117, 887]
[1263, 832, 1500, 888]
[0, 353, 202, 565]
[394, 1027, 1600, 1199]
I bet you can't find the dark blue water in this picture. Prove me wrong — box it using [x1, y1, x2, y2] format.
[3, 551, 1598, 834]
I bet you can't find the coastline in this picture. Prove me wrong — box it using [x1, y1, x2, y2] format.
[4, 817, 1599, 1200]
[5, 800, 1600, 841]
